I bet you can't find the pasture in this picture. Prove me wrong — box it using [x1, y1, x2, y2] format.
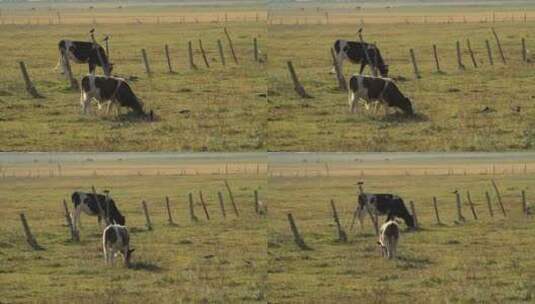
[0, 156, 267, 303]
[0, 3, 267, 151]
[266, 4, 535, 151]
[267, 155, 535, 303]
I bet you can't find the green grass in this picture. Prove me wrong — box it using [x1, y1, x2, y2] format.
[0, 164, 267, 303]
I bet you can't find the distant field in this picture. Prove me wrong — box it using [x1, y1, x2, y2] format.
[267, 160, 535, 303]
[0, 159, 267, 303]
[0, 4, 267, 151]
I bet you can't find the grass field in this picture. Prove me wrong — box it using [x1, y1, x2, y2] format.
[267, 157, 535, 303]
[266, 5, 535, 151]
[0, 4, 267, 151]
[0, 158, 267, 303]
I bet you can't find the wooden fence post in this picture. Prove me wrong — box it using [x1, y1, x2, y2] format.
[224, 180, 239, 216]
[60, 50, 79, 90]
[198, 39, 210, 68]
[521, 38, 527, 62]
[217, 39, 226, 66]
[432, 44, 441, 73]
[141, 49, 151, 76]
[287, 213, 311, 250]
[491, 28, 506, 64]
[455, 190, 466, 222]
[141, 200, 152, 230]
[20, 213, 43, 250]
[165, 196, 175, 225]
[199, 191, 210, 220]
[409, 201, 419, 229]
[432, 196, 441, 224]
[466, 38, 478, 68]
[224, 27, 239, 64]
[63, 199, 79, 241]
[491, 179, 507, 216]
[330, 47, 347, 91]
[287, 61, 312, 98]
[253, 37, 259, 62]
[485, 191, 494, 217]
[217, 191, 226, 218]
[19, 62, 43, 98]
[521, 190, 528, 215]
[164, 44, 174, 73]
[254, 189, 259, 214]
[188, 41, 197, 70]
[485, 40, 494, 66]
[330, 200, 347, 242]
[409, 49, 421, 79]
[456, 41, 465, 70]
[188, 193, 199, 222]
[466, 191, 478, 220]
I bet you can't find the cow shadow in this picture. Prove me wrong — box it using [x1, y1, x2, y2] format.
[372, 112, 428, 123]
[129, 261, 163, 272]
[103, 111, 159, 122]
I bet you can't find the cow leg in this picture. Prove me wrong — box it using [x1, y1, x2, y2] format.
[359, 62, 366, 75]
[80, 91, 92, 115]
[89, 62, 96, 75]
[348, 91, 358, 114]
[357, 205, 366, 228]
[72, 204, 83, 233]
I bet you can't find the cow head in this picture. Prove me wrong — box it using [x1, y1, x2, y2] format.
[115, 214, 126, 225]
[399, 97, 414, 115]
[125, 248, 135, 267]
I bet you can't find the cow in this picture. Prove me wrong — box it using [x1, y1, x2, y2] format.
[80, 74, 148, 117]
[333, 40, 389, 77]
[355, 193, 415, 229]
[57, 40, 113, 75]
[71, 191, 125, 233]
[377, 220, 400, 259]
[102, 224, 135, 267]
[348, 75, 414, 115]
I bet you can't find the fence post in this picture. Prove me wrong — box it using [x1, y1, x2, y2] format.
[455, 190, 466, 222]
[466, 191, 478, 220]
[491, 28, 506, 64]
[330, 200, 347, 242]
[485, 191, 494, 217]
[165, 196, 175, 225]
[164, 44, 174, 73]
[521, 38, 527, 62]
[199, 191, 210, 220]
[20, 213, 43, 250]
[198, 39, 210, 68]
[217, 39, 226, 66]
[491, 179, 507, 216]
[141, 49, 151, 76]
[330, 47, 347, 91]
[409, 201, 419, 229]
[224, 27, 239, 64]
[521, 190, 528, 215]
[188, 192, 199, 222]
[485, 40, 494, 66]
[254, 189, 259, 214]
[456, 41, 465, 70]
[60, 50, 79, 90]
[287, 213, 311, 250]
[409, 49, 421, 79]
[188, 41, 198, 70]
[141, 200, 152, 230]
[89, 30, 110, 76]
[63, 199, 79, 241]
[224, 180, 239, 216]
[19, 62, 43, 98]
[253, 37, 259, 62]
[466, 38, 478, 68]
[432, 44, 441, 73]
[217, 191, 226, 218]
[287, 61, 312, 98]
[432, 196, 441, 224]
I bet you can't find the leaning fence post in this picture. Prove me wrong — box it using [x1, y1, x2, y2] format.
[141, 200, 152, 230]
[198, 39, 210, 68]
[491, 179, 507, 216]
[409, 49, 421, 79]
[253, 37, 259, 62]
[164, 44, 174, 73]
[188, 193, 199, 222]
[20, 213, 43, 250]
[330, 199, 347, 242]
[224, 180, 239, 216]
[491, 28, 506, 64]
[217, 191, 226, 218]
[188, 41, 198, 70]
[409, 201, 419, 229]
[455, 190, 466, 222]
[485, 191, 494, 217]
[63, 199, 79, 241]
[254, 189, 259, 214]
[217, 39, 226, 66]
[199, 191, 210, 220]
[165, 196, 175, 225]
[287, 61, 312, 98]
[521, 38, 527, 62]
[432, 44, 442, 73]
[330, 47, 347, 91]
[466, 38, 478, 68]
[485, 39, 494, 66]
[466, 191, 478, 220]
[432, 196, 441, 224]
[456, 41, 465, 70]
[287, 213, 311, 250]
[60, 50, 79, 90]
[19, 62, 43, 98]
[223, 27, 239, 64]
[521, 190, 528, 216]
[141, 49, 151, 76]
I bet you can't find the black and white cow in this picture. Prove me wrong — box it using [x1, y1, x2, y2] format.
[333, 40, 389, 77]
[378, 220, 400, 259]
[102, 224, 134, 267]
[57, 40, 113, 75]
[356, 193, 415, 229]
[348, 75, 414, 115]
[80, 75, 148, 117]
[71, 191, 126, 232]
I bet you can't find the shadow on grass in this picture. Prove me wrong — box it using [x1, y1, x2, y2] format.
[129, 261, 163, 272]
[396, 253, 432, 270]
[372, 111, 428, 123]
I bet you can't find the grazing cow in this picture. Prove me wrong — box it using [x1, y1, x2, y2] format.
[71, 191, 125, 232]
[102, 224, 135, 267]
[57, 40, 113, 74]
[356, 193, 415, 229]
[377, 220, 400, 259]
[80, 75, 148, 117]
[333, 40, 389, 77]
[348, 75, 414, 115]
